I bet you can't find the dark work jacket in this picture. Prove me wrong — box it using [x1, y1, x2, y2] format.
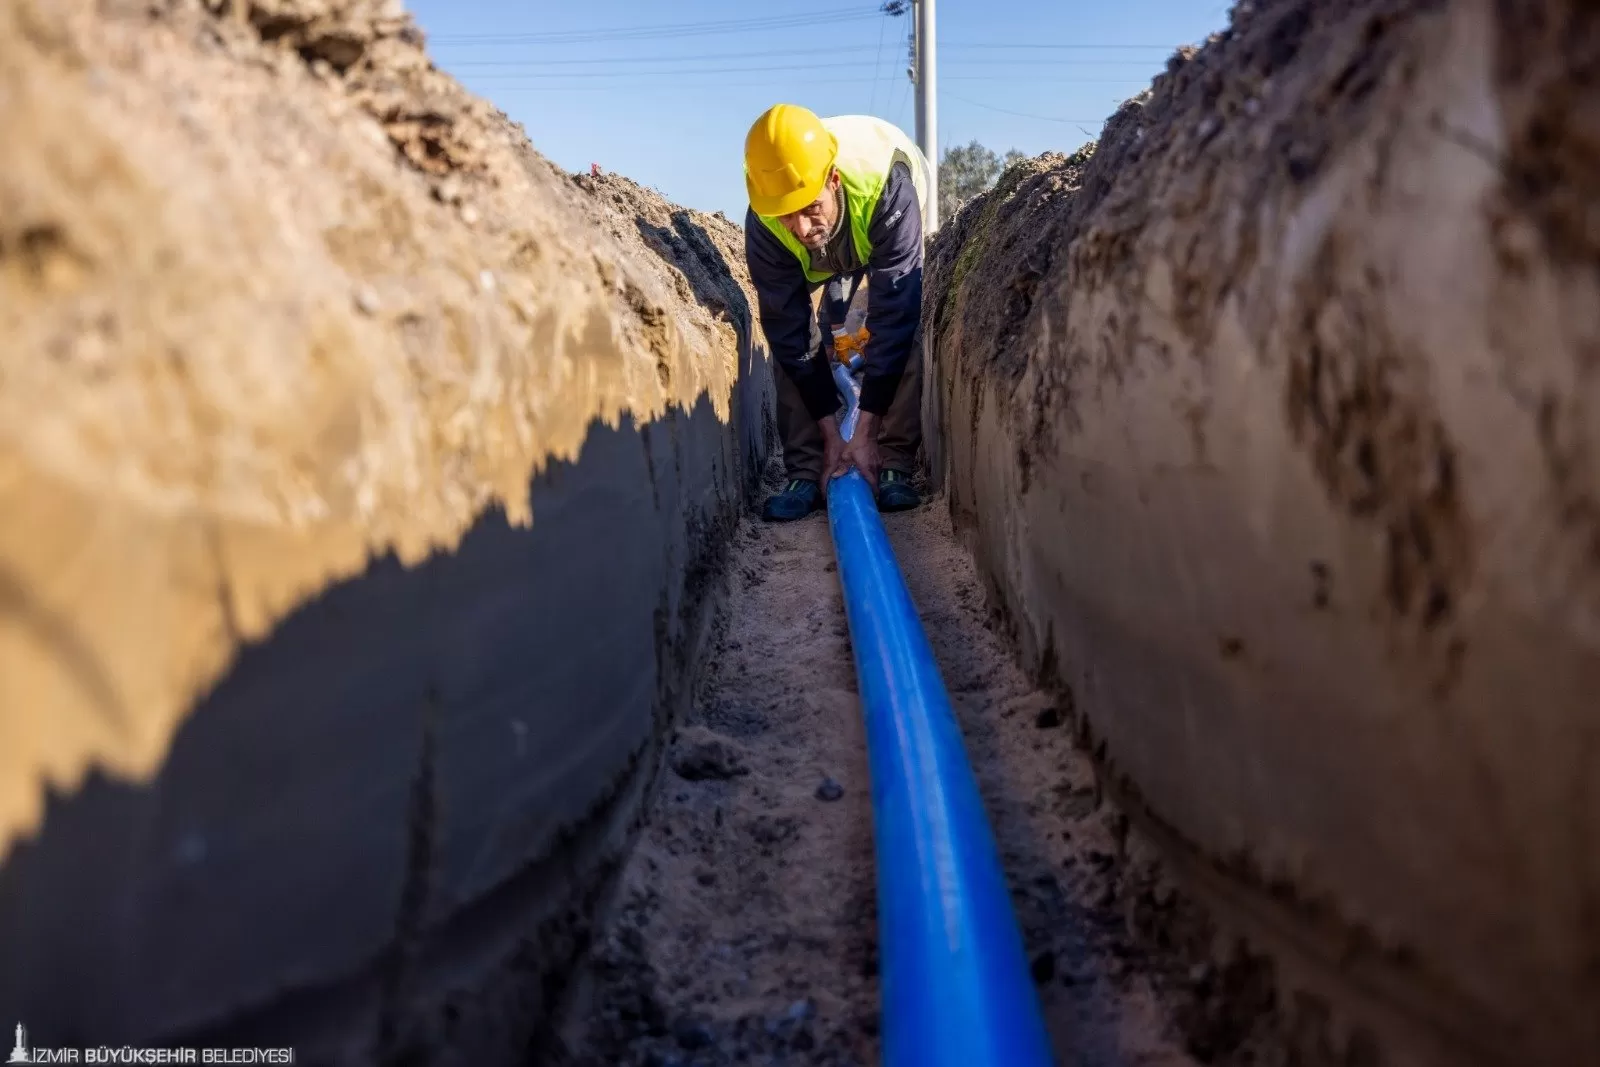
[744, 161, 923, 418]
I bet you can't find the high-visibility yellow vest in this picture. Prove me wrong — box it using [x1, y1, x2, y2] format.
[755, 115, 931, 284]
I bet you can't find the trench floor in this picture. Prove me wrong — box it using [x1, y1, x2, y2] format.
[564, 494, 1208, 1067]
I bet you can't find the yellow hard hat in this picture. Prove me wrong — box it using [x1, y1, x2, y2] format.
[744, 104, 838, 217]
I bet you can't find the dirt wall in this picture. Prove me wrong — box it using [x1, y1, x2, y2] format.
[923, 1, 1599, 1064]
[0, 0, 773, 1060]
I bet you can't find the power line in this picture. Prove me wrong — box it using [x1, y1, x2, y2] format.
[464, 61, 885, 80]
[433, 36, 1178, 53]
[442, 46, 882, 67]
[912, 57, 1165, 66]
[476, 78, 896, 93]
[433, 32, 1169, 82]
[431, 7, 870, 41]
[425, 7, 1167, 127]
[945, 42, 1176, 50]
[897, 18, 915, 127]
[868, 11, 890, 115]
[467, 71, 1146, 85]
[944, 75, 1145, 82]
[942, 90, 1107, 123]
[429, 7, 879, 45]
[446, 55, 1164, 71]
[462, 73, 1135, 108]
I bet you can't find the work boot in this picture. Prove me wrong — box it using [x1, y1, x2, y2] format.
[762, 478, 823, 522]
[877, 469, 920, 512]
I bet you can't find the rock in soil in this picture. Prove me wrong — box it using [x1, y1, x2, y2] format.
[671, 729, 751, 782]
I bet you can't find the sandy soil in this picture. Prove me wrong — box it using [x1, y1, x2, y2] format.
[2, 0, 773, 1052]
[556, 483, 1288, 1067]
[922, 1, 1600, 1063]
[0, 0, 764, 858]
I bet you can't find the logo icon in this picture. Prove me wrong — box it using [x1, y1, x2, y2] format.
[6, 1023, 28, 1064]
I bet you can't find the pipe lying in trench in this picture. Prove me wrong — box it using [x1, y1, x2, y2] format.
[826, 361, 1054, 1067]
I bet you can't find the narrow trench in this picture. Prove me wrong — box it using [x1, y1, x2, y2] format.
[562, 488, 1212, 1067]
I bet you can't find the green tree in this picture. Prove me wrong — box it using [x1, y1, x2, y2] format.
[939, 141, 1027, 216]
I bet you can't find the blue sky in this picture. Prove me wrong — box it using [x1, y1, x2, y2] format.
[407, 1, 1231, 220]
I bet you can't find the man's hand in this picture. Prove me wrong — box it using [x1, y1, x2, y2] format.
[842, 411, 882, 489]
[820, 416, 848, 480]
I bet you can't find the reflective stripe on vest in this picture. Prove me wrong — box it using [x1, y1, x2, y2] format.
[755, 115, 931, 284]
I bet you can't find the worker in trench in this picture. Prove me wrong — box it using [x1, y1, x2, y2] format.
[743, 104, 931, 521]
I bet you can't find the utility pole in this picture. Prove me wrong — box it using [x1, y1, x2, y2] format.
[912, 1, 924, 149]
[912, 0, 939, 231]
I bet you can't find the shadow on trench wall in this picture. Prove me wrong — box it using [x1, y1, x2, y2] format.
[0, 370, 771, 1066]
[633, 211, 778, 476]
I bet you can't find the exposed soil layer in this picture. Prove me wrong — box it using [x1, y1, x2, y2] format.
[7, 0, 1597, 1063]
[923, 1, 1600, 1065]
[1, 0, 772, 1058]
[559, 492, 1329, 1067]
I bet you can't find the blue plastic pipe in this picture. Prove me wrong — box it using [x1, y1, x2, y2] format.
[825, 362, 1055, 1067]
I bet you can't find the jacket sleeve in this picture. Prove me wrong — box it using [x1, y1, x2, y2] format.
[858, 162, 924, 416]
[744, 209, 841, 422]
